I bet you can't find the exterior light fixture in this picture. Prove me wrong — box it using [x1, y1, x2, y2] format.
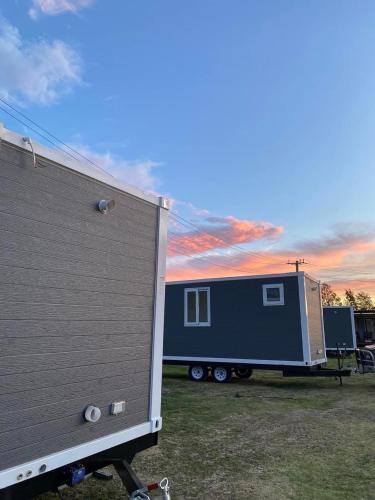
[97, 199, 115, 214]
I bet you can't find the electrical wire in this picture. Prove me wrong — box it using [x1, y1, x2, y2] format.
[0, 96, 116, 179]
[0, 104, 86, 165]
[1, 96, 372, 285]
[169, 211, 287, 267]
[167, 241, 257, 275]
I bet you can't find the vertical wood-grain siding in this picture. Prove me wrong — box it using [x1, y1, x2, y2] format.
[0, 141, 158, 470]
[305, 276, 324, 361]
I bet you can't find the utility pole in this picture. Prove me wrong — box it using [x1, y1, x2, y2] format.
[287, 258, 308, 272]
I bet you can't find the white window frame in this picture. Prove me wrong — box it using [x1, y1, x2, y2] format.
[262, 283, 285, 306]
[184, 287, 211, 326]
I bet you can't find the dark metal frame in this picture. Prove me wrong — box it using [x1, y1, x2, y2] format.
[164, 360, 352, 383]
[0, 433, 158, 500]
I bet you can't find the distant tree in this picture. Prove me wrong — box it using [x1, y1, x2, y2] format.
[321, 283, 342, 306]
[356, 291, 373, 310]
[344, 289, 357, 308]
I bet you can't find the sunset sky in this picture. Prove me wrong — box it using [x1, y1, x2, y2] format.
[1, 1, 375, 297]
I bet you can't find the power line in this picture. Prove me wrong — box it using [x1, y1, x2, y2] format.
[2, 96, 370, 283]
[0, 105, 84, 165]
[167, 240, 258, 275]
[170, 211, 286, 267]
[0, 96, 115, 178]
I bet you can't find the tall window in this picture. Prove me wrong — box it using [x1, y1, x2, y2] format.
[184, 288, 211, 326]
[262, 284, 285, 306]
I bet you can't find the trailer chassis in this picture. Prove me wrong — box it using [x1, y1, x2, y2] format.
[0, 433, 159, 500]
[164, 360, 352, 384]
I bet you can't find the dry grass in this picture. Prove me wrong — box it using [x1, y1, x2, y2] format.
[38, 360, 375, 499]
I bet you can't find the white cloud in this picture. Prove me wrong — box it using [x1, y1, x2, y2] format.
[29, 0, 93, 19]
[70, 145, 162, 193]
[0, 18, 82, 105]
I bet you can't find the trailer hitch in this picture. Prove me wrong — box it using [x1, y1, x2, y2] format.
[130, 477, 171, 500]
[113, 459, 171, 499]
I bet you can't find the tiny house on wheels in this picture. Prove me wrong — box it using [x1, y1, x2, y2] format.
[323, 307, 357, 352]
[0, 125, 169, 499]
[163, 272, 334, 382]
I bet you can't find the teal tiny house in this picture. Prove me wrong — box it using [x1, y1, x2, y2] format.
[163, 272, 327, 381]
[323, 306, 356, 351]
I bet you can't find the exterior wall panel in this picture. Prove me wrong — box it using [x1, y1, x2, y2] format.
[323, 307, 356, 350]
[0, 141, 158, 471]
[164, 275, 304, 362]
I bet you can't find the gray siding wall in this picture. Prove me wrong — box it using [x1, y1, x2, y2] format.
[305, 276, 324, 360]
[0, 142, 158, 470]
[164, 276, 304, 362]
[323, 307, 355, 349]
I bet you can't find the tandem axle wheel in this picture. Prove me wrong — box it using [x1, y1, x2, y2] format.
[187, 365, 253, 383]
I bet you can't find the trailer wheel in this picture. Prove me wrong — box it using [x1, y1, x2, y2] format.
[212, 366, 232, 383]
[234, 367, 253, 379]
[188, 365, 208, 382]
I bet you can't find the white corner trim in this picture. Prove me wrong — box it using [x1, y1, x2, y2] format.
[0, 421, 153, 489]
[0, 124, 163, 208]
[298, 273, 311, 363]
[149, 206, 168, 427]
[350, 306, 357, 349]
[163, 356, 311, 366]
[262, 283, 285, 306]
[318, 282, 327, 358]
[183, 287, 211, 327]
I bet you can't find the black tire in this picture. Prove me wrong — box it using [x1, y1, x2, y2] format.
[188, 365, 208, 382]
[211, 366, 232, 383]
[234, 367, 253, 379]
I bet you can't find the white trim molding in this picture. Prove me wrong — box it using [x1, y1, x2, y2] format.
[149, 205, 169, 430]
[0, 421, 153, 489]
[318, 281, 327, 357]
[168, 271, 301, 286]
[184, 287, 211, 327]
[262, 283, 285, 306]
[350, 306, 357, 349]
[163, 356, 311, 366]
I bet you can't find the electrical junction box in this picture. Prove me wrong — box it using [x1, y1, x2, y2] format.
[110, 401, 126, 416]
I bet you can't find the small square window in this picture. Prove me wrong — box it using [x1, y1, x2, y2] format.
[263, 284, 284, 306]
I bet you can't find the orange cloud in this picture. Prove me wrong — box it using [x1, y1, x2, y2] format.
[168, 215, 283, 257]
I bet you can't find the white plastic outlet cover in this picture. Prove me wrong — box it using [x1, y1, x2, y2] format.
[110, 401, 126, 415]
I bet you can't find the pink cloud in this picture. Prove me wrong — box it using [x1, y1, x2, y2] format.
[168, 215, 284, 257]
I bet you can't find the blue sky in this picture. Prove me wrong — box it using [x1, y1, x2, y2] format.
[1, 0, 375, 293]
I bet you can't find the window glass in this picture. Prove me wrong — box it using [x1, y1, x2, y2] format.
[266, 287, 281, 302]
[198, 290, 208, 323]
[187, 291, 197, 323]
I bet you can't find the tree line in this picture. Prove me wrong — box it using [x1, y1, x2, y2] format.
[321, 283, 373, 310]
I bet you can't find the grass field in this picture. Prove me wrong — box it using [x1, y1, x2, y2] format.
[39, 360, 375, 499]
